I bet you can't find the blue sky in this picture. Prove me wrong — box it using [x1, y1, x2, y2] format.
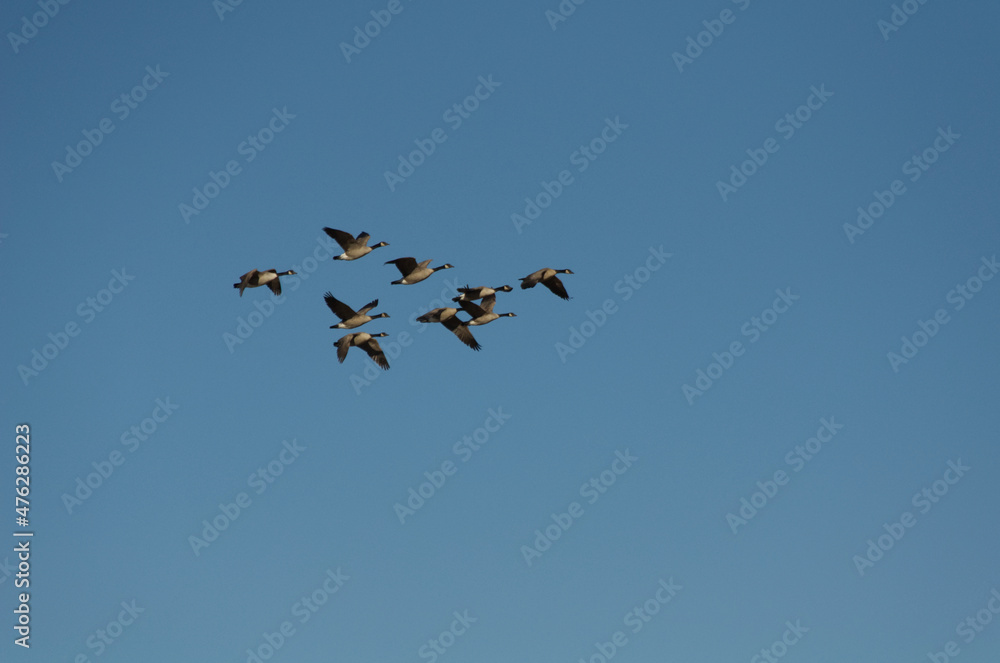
[2, 0, 999, 661]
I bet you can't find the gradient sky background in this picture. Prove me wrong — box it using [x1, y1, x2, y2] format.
[2, 1, 999, 661]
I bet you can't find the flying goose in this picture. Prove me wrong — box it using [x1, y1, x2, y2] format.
[452, 284, 514, 302]
[458, 295, 516, 326]
[519, 268, 574, 300]
[385, 257, 454, 285]
[416, 308, 481, 351]
[323, 292, 389, 329]
[323, 227, 389, 261]
[335, 332, 390, 370]
[233, 269, 297, 296]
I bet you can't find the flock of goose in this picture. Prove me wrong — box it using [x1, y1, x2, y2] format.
[233, 228, 574, 370]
